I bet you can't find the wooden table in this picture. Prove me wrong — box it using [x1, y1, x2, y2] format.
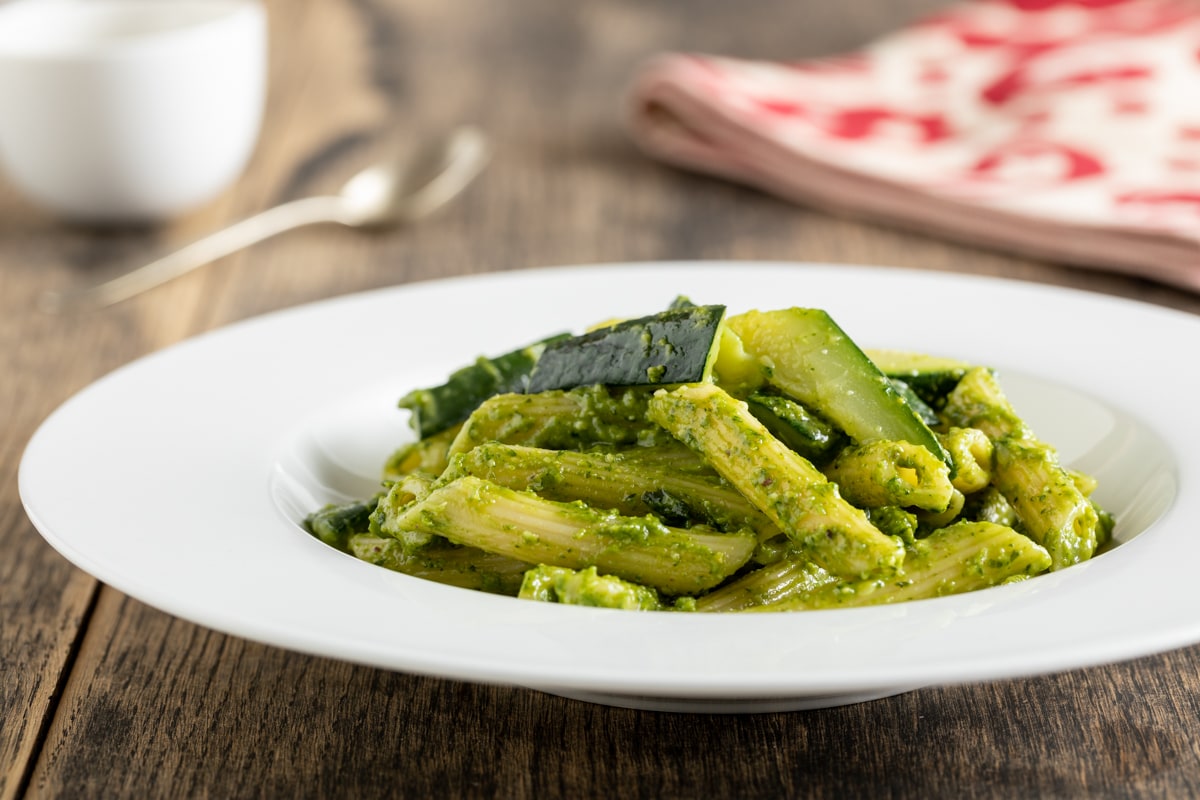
[4, 1, 1198, 797]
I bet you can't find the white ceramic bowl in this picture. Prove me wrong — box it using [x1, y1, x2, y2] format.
[18, 263, 1200, 712]
[0, 0, 266, 223]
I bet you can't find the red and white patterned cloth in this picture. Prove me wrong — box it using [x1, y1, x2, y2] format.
[627, 0, 1200, 291]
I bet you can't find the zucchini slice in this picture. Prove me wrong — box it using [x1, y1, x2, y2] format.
[888, 378, 941, 427]
[727, 309, 950, 466]
[305, 497, 379, 552]
[866, 349, 972, 410]
[399, 333, 569, 438]
[526, 304, 726, 393]
[745, 392, 847, 466]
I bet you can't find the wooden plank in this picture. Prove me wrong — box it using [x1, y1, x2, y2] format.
[0, 515, 96, 800]
[0, 221, 184, 800]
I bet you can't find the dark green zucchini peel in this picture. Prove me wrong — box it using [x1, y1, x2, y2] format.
[526, 304, 726, 393]
[399, 333, 569, 438]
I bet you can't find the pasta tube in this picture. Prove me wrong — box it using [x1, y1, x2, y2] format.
[349, 534, 531, 595]
[594, 442, 715, 473]
[938, 426, 994, 494]
[940, 367, 1030, 440]
[761, 521, 1052, 611]
[442, 441, 778, 538]
[993, 438, 1098, 568]
[915, 488, 965, 530]
[382, 475, 756, 595]
[942, 367, 1099, 568]
[647, 383, 904, 579]
[447, 385, 671, 457]
[693, 558, 836, 612]
[519, 565, 666, 610]
[382, 424, 462, 481]
[822, 439, 955, 512]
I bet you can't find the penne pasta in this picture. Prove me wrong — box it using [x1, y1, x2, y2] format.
[304, 298, 1111, 611]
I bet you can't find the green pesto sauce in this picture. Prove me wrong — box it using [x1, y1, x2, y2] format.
[519, 564, 665, 610]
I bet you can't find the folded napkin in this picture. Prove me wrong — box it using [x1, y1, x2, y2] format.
[627, 0, 1200, 291]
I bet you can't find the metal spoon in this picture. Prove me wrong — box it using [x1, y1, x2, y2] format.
[40, 126, 490, 312]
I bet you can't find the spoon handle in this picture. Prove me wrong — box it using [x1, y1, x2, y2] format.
[40, 195, 346, 312]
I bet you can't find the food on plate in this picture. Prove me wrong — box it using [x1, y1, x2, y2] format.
[305, 298, 1113, 612]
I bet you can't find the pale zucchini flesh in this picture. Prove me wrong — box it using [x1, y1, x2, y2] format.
[727, 308, 950, 467]
[865, 349, 972, 410]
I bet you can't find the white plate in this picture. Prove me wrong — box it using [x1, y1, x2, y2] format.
[19, 262, 1197, 713]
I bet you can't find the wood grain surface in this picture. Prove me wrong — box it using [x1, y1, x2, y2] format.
[3, 1, 1198, 798]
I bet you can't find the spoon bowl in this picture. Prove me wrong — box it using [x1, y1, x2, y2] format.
[40, 125, 490, 311]
[338, 126, 489, 227]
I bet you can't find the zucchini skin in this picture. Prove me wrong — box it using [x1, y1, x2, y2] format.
[745, 392, 847, 466]
[305, 497, 379, 551]
[727, 308, 951, 468]
[866, 349, 971, 410]
[526, 305, 726, 393]
[399, 334, 569, 438]
[888, 378, 941, 427]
